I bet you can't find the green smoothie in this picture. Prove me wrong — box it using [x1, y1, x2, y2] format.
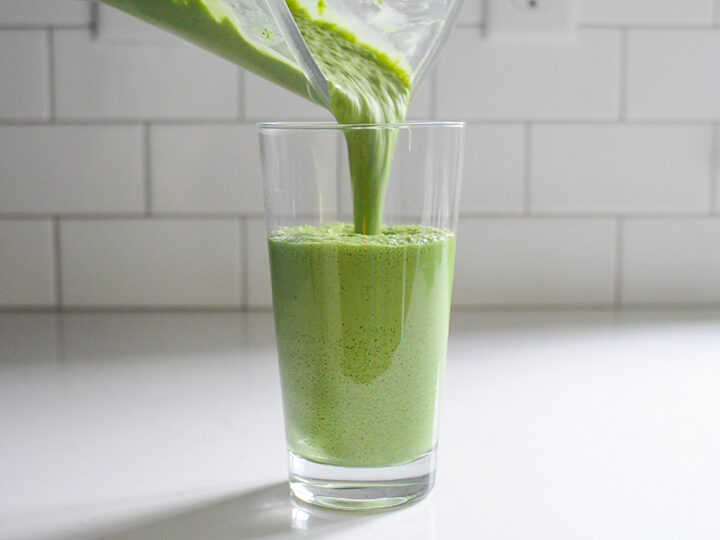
[270, 224, 455, 467]
[268, 6, 451, 467]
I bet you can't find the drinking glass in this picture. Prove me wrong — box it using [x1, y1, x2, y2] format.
[258, 121, 464, 510]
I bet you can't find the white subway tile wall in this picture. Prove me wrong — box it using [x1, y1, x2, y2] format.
[0, 221, 55, 306]
[150, 124, 264, 214]
[1, 1, 720, 309]
[577, 0, 713, 26]
[455, 0, 483, 26]
[436, 29, 621, 120]
[454, 218, 616, 307]
[627, 30, 720, 119]
[97, 4, 176, 44]
[0, 31, 49, 119]
[0, 126, 144, 213]
[623, 219, 720, 305]
[530, 125, 712, 213]
[0, 0, 90, 26]
[461, 124, 525, 213]
[246, 218, 272, 309]
[60, 220, 243, 307]
[466, 0, 716, 28]
[53, 30, 239, 120]
[243, 71, 332, 122]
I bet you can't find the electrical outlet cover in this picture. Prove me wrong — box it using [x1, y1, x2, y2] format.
[486, 0, 576, 40]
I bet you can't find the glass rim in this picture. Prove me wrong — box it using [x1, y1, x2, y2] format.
[257, 120, 465, 131]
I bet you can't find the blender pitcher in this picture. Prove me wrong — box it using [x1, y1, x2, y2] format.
[97, 0, 464, 107]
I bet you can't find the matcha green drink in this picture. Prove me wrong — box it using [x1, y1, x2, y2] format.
[270, 224, 455, 467]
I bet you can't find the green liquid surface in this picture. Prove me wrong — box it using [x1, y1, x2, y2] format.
[270, 224, 455, 467]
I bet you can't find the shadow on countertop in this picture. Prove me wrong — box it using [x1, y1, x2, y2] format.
[96, 483, 377, 540]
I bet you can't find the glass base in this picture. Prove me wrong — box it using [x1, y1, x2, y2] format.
[288, 449, 436, 511]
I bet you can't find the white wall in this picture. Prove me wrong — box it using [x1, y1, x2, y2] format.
[2, 0, 720, 309]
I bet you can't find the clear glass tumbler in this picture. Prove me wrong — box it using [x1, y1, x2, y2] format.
[258, 121, 464, 510]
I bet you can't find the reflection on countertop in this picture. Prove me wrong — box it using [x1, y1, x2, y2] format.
[2, 310, 720, 540]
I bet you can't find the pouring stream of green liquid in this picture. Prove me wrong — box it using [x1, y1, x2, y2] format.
[99, 0, 411, 234]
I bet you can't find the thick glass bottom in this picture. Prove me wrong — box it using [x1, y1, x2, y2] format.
[288, 449, 436, 511]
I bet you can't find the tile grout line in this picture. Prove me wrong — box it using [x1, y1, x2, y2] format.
[522, 123, 532, 215]
[429, 69, 438, 121]
[711, 124, 719, 215]
[6, 304, 720, 313]
[0, 213, 268, 220]
[0, 119, 246, 127]
[3, 22, 712, 32]
[452, 303, 720, 311]
[0, 23, 90, 31]
[577, 23, 717, 30]
[47, 27, 56, 121]
[618, 28, 628, 122]
[143, 123, 152, 215]
[237, 69, 245, 121]
[614, 216, 624, 308]
[90, 1, 99, 37]
[3, 118, 720, 127]
[54, 309, 67, 360]
[240, 217, 249, 309]
[52, 217, 64, 310]
[0, 306, 254, 314]
[4, 212, 720, 221]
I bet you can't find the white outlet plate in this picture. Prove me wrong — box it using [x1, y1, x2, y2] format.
[486, 0, 577, 41]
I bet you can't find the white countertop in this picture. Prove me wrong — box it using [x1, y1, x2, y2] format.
[2, 310, 720, 540]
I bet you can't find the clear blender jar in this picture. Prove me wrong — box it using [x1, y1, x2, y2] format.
[98, 0, 464, 108]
